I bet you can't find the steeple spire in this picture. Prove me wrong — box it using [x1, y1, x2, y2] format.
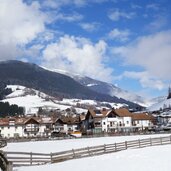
[167, 86, 171, 99]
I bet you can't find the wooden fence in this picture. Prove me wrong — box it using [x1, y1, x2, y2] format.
[4, 135, 171, 167]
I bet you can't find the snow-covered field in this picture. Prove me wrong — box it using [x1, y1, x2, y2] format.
[3, 134, 171, 153]
[3, 134, 171, 171]
[2, 134, 171, 171]
[15, 145, 171, 171]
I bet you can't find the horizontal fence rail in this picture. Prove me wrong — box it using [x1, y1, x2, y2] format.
[4, 135, 171, 167]
[5, 152, 51, 167]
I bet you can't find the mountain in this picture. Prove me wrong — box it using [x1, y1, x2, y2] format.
[73, 76, 147, 106]
[147, 96, 171, 111]
[0, 60, 141, 109]
[148, 96, 167, 106]
[51, 69, 147, 106]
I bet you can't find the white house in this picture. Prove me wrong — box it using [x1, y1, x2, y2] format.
[102, 108, 132, 133]
[84, 108, 133, 133]
[132, 113, 154, 130]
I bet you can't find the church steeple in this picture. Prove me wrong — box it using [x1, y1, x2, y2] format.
[167, 86, 171, 99]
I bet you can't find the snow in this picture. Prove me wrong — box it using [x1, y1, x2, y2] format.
[3, 134, 170, 153]
[86, 83, 98, 87]
[6, 85, 25, 98]
[5, 134, 171, 171]
[15, 145, 171, 171]
[3, 93, 72, 114]
[2, 85, 88, 114]
[148, 98, 171, 111]
[2, 85, 127, 114]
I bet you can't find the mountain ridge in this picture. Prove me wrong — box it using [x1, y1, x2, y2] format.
[48, 68, 147, 106]
[0, 60, 141, 109]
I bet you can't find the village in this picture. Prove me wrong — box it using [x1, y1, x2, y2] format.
[0, 106, 171, 140]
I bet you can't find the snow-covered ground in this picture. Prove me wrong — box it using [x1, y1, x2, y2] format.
[15, 145, 171, 171]
[3, 134, 170, 171]
[3, 134, 171, 153]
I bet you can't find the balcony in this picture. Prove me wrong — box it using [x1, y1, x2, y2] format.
[24, 128, 39, 133]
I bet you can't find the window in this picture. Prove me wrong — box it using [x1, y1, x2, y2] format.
[127, 121, 129, 124]
[110, 122, 112, 127]
[103, 122, 106, 125]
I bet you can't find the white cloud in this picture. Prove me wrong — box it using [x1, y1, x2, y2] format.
[79, 22, 100, 32]
[131, 4, 142, 9]
[42, 0, 110, 9]
[0, 0, 48, 60]
[120, 71, 166, 90]
[108, 9, 135, 21]
[42, 0, 86, 8]
[146, 3, 159, 11]
[108, 28, 131, 42]
[55, 12, 83, 22]
[146, 16, 168, 31]
[42, 35, 113, 82]
[112, 30, 171, 89]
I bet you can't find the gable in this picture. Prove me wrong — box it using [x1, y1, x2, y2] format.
[54, 118, 64, 125]
[107, 111, 116, 118]
[25, 118, 39, 125]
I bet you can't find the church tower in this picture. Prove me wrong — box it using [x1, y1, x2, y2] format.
[167, 86, 171, 99]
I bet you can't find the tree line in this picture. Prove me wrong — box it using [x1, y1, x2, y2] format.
[0, 102, 24, 117]
[0, 82, 12, 100]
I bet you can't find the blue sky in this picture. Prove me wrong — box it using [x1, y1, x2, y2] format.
[0, 0, 171, 99]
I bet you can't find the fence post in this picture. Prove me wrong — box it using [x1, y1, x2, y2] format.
[138, 139, 141, 148]
[50, 153, 53, 163]
[7, 162, 13, 171]
[115, 143, 117, 151]
[72, 149, 75, 158]
[30, 152, 32, 165]
[104, 144, 106, 153]
[150, 138, 152, 146]
[125, 141, 127, 149]
[87, 146, 91, 156]
[160, 137, 162, 145]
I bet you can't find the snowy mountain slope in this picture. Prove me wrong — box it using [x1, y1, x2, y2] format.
[148, 96, 167, 106]
[148, 97, 171, 111]
[2, 85, 86, 114]
[51, 68, 147, 106]
[2, 85, 126, 114]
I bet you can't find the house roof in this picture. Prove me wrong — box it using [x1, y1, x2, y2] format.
[59, 115, 80, 125]
[0, 115, 80, 127]
[114, 108, 132, 117]
[0, 118, 9, 126]
[132, 113, 153, 120]
[88, 109, 109, 118]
